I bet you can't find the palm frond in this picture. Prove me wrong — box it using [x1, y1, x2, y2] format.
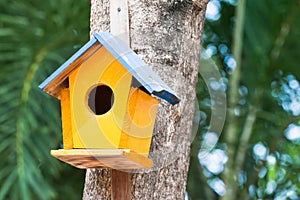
[0, 0, 89, 199]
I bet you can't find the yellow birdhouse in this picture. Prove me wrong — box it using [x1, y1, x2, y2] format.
[39, 32, 179, 169]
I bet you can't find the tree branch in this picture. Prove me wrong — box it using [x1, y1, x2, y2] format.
[234, 106, 257, 175]
[221, 0, 246, 200]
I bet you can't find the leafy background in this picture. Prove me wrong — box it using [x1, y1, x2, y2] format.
[187, 0, 300, 199]
[0, 0, 89, 199]
[1, 0, 300, 200]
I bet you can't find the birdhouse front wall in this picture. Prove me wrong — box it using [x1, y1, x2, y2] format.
[68, 47, 132, 149]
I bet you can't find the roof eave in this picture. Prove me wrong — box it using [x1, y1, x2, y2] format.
[39, 37, 100, 98]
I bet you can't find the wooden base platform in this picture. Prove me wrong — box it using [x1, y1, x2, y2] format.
[50, 149, 153, 169]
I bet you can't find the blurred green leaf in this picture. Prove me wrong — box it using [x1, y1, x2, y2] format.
[188, 0, 300, 199]
[0, 0, 89, 199]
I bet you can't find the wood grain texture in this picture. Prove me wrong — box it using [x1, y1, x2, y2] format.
[51, 149, 152, 169]
[85, 0, 208, 199]
[111, 170, 131, 200]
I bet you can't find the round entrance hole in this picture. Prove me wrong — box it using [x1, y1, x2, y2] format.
[87, 85, 114, 115]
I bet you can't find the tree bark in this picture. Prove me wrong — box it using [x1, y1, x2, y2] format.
[83, 0, 208, 199]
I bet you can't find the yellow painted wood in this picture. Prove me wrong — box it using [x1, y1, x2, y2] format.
[50, 149, 153, 169]
[120, 88, 159, 155]
[60, 88, 73, 149]
[68, 68, 84, 148]
[69, 47, 132, 148]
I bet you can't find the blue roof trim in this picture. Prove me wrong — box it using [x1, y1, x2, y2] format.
[38, 37, 99, 91]
[94, 33, 180, 105]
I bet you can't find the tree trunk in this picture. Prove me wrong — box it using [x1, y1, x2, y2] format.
[83, 0, 208, 199]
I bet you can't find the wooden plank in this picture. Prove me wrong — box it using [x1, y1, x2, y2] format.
[112, 170, 131, 200]
[110, 0, 130, 45]
[50, 149, 152, 169]
[109, 2, 132, 200]
[60, 88, 73, 149]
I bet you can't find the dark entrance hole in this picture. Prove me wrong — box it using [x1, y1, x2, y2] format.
[88, 85, 114, 115]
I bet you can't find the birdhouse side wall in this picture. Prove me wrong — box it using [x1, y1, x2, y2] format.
[119, 88, 159, 156]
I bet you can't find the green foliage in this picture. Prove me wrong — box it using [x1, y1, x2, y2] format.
[188, 0, 300, 199]
[0, 0, 89, 199]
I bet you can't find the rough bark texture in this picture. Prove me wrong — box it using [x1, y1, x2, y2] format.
[83, 0, 208, 199]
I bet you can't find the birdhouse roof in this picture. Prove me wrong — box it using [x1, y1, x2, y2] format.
[39, 32, 179, 105]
